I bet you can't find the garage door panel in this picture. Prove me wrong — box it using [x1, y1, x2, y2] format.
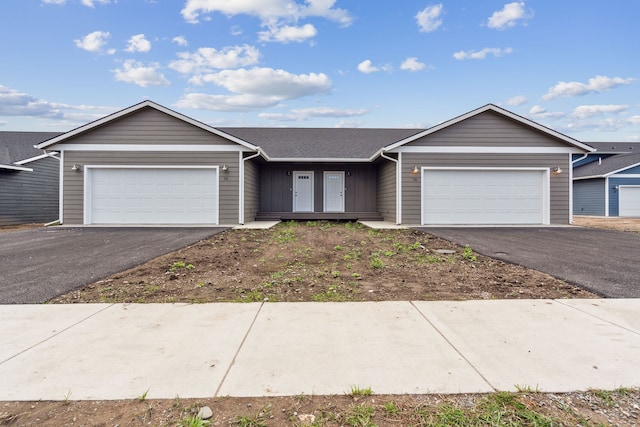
[422, 170, 545, 225]
[619, 187, 640, 217]
[89, 168, 218, 224]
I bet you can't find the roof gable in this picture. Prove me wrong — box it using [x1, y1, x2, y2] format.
[384, 104, 594, 152]
[36, 100, 258, 151]
[0, 131, 61, 170]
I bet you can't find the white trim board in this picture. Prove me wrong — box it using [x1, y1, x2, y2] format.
[54, 144, 251, 152]
[389, 146, 584, 154]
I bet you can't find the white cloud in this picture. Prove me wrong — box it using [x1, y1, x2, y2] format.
[181, 0, 353, 26]
[193, 67, 331, 98]
[81, 0, 111, 6]
[506, 95, 527, 106]
[357, 60, 378, 74]
[572, 104, 628, 119]
[176, 67, 332, 112]
[400, 57, 427, 72]
[125, 34, 151, 53]
[169, 45, 260, 74]
[453, 47, 513, 60]
[528, 105, 565, 120]
[0, 85, 116, 124]
[259, 106, 368, 121]
[258, 23, 317, 43]
[543, 75, 636, 100]
[628, 115, 640, 125]
[112, 60, 170, 87]
[335, 120, 364, 128]
[172, 36, 188, 46]
[42, 0, 66, 4]
[74, 30, 112, 53]
[487, 1, 531, 30]
[415, 4, 443, 32]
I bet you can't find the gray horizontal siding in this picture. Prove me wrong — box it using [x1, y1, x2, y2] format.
[401, 153, 571, 225]
[573, 179, 605, 216]
[63, 151, 239, 225]
[244, 159, 260, 223]
[62, 107, 237, 146]
[376, 160, 396, 222]
[407, 111, 571, 148]
[0, 156, 59, 225]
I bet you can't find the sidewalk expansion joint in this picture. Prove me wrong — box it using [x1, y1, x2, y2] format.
[214, 301, 265, 397]
[554, 299, 640, 336]
[409, 301, 497, 392]
[0, 303, 115, 365]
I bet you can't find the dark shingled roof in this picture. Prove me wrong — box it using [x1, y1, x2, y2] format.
[218, 127, 424, 160]
[574, 152, 640, 178]
[583, 141, 640, 153]
[0, 131, 62, 166]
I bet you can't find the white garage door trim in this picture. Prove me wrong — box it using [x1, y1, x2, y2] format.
[421, 167, 550, 225]
[619, 185, 640, 217]
[84, 165, 219, 225]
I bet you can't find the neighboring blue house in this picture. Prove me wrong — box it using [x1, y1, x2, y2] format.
[573, 142, 640, 217]
[0, 131, 61, 225]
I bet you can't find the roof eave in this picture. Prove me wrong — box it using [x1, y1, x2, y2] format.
[0, 164, 33, 172]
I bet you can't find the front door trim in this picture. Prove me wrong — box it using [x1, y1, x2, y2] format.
[323, 171, 345, 212]
[293, 171, 314, 212]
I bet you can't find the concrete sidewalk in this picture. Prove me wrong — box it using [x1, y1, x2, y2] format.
[1, 300, 639, 401]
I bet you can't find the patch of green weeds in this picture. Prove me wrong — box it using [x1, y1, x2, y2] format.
[231, 404, 271, 427]
[236, 289, 267, 302]
[462, 245, 477, 261]
[274, 229, 296, 244]
[331, 270, 340, 278]
[138, 389, 149, 401]
[415, 253, 442, 264]
[514, 383, 540, 393]
[383, 401, 399, 416]
[169, 261, 194, 272]
[369, 256, 384, 269]
[345, 404, 376, 427]
[334, 245, 343, 251]
[348, 386, 373, 397]
[311, 285, 349, 302]
[179, 415, 211, 427]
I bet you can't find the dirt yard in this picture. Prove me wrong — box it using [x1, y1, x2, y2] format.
[50, 221, 595, 304]
[5, 219, 638, 426]
[573, 215, 640, 232]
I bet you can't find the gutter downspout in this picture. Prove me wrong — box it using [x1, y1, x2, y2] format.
[239, 149, 263, 225]
[42, 149, 63, 226]
[572, 153, 589, 165]
[380, 151, 401, 225]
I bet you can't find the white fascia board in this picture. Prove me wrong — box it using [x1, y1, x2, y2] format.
[36, 100, 259, 151]
[608, 174, 640, 179]
[13, 152, 58, 165]
[0, 164, 32, 171]
[573, 175, 605, 180]
[383, 104, 594, 152]
[53, 144, 250, 152]
[388, 146, 585, 154]
[603, 162, 640, 177]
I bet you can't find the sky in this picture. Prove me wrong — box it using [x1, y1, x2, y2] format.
[0, 0, 639, 142]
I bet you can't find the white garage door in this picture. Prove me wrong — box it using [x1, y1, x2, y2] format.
[619, 186, 640, 217]
[88, 168, 218, 224]
[422, 169, 546, 225]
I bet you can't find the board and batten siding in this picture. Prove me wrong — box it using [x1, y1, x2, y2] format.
[62, 151, 239, 225]
[0, 156, 59, 225]
[259, 163, 377, 213]
[376, 159, 396, 222]
[408, 111, 572, 148]
[400, 153, 571, 225]
[243, 158, 260, 223]
[573, 179, 606, 216]
[60, 107, 238, 146]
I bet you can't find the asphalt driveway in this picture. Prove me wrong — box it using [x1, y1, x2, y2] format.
[418, 227, 640, 298]
[0, 227, 226, 304]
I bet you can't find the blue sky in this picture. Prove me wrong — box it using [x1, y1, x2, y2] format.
[0, 0, 638, 142]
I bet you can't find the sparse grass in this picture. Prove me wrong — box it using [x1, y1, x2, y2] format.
[231, 404, 271, 427]
[179, 414, 211, 427]
[348, 386, 373, 397]
[369, 257, 384, 269]
[514, 383, 540, 393]
[138, 389, 149, 401]
[462, 245, 477, 262]
[311, 285, 349, 302]
[345, 404, 376, 427]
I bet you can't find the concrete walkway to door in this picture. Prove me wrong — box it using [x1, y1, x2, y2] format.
[418, 227, 640, 298]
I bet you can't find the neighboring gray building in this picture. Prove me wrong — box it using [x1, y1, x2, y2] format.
[36, 101, 593, 226]
[0, 131, 61, 225]
[574, 148, 640, 217]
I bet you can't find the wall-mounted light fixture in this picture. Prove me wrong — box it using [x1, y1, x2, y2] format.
[287, 171, 291, 176]
[346, 171, 351, 176]
[222, 164, 228, 172]
[71, 163, 81, 172]
[411, 166, 420, 175]
[551, 166, 562, 175]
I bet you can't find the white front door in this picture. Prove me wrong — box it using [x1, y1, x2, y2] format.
[619, 186, 640, 217]
[324, 171, 345, 212]
[293, 171, 314, 212]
